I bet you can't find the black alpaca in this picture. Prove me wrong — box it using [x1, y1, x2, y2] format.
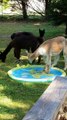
[0, 29, 45, 63]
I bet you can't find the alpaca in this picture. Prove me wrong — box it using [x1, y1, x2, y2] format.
[0, 29, 45, 63]
[27, 36, 67, 73]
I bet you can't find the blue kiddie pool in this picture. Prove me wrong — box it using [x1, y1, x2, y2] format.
[8, 65, 66, 83]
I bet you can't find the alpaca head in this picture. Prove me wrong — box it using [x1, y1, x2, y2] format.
[38, 29, 45, 44]
[0, 51, 6, 62]
[26, 50, 34, 64]
[39, 29, 45, 38]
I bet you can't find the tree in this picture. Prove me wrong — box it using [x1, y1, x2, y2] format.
[50, 0, 67, 36]
[17, 0, 45, 19]
[18, 0, 28, 20]
[11, 0, 28, 20]
[45, 0, 51, 16]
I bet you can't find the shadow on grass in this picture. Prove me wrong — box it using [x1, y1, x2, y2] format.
[0, 104, 26, 120]
[0, 74, 49, 102]
[0, 62, 49, 120]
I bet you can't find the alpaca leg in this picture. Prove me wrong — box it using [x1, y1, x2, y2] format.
[31, 48, 36, 63]
[63, 44, 67, 70]
[43, 55, 51, 73]
[37, 56, 42, 64]
[63, 54, 67, 70]
[14, 48, 21, 59]
[52, 54, 60, 67]
[14, 48, 23, 64]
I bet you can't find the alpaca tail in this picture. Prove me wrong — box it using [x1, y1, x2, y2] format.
[0, 42, 13, 62]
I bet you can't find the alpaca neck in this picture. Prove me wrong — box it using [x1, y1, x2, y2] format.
[3, 42, 12, 55]
[30, 49, 39, 62]
[37, 36, 44, 44]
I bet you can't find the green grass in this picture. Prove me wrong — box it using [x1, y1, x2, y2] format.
[0, 21, 67, 120]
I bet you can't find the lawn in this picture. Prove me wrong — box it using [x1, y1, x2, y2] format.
[0, 21, 66, 120]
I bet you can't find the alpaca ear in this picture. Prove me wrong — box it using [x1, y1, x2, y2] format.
[39, 28, 45, 34]
[26, 50, 32, 59]
[26, 50, 30, 56]
[39, 28, 41, 33]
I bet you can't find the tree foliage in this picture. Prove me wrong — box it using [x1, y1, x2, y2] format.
[50, 0, 67, 35]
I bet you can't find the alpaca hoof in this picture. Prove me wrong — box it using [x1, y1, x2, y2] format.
[15, 59, 23, 64]
[45, 65, 50, 73]
[45, 70, 49, 74]
[44, 68, 49, 74]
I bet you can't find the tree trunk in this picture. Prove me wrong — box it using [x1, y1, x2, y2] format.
[45, 0, 51, 18]
[21, 1, 28, 20]
[45, 0, 48, 15]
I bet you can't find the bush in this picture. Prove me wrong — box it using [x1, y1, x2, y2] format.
[0, 15, 23, 21]
[0, 14, 44, 22]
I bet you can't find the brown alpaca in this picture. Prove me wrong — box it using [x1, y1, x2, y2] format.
[27, 36, 67, 73]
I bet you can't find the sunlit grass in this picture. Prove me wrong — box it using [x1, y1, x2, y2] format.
[0, 21, 66, 120]
[0, 96, 30, 109]
[0, 114, 15, 120]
